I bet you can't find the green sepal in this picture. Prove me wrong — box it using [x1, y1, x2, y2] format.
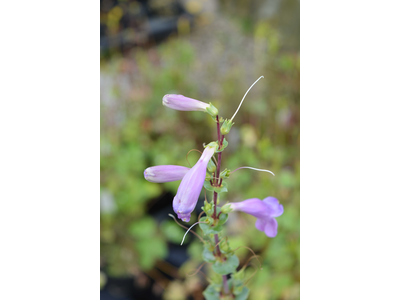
[212, 254, 240, 275]
[202, 245, 216, 263]
[206, 103, 219, 117]
[221, 203, 233, 214]
[216, 138, 228, 153]
[214, 180, 228, 193]
[220, 168, 231, 179]
[207, 159, 216, 173]
[199, 216, 225, 235]
[203, 179, 229, 194]
[206, 141, 219, 150]
[202, 200, 214, 216]
[203, 180, 215, 192]
[220, 119, 234, 135]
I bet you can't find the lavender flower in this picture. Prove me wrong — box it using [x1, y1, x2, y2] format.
[163, 94, 218, 116]
[173, 144, 217, 222]
[144, 165, 190, 183]
[223, 197, 283, 237]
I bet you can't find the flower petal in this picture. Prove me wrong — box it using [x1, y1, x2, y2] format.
[263, 197, 284, 217]
[144, 165, 190, 183]
[162, 94, 209, 111]
[255, 217, 267, 232]
[229, 198, 268, 219]
[256, 217, 278, 237]
[173, 146, 215, 222]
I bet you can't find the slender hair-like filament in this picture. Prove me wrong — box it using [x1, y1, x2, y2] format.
[231, 76, 264, 121]
[231, 166, 275, 176]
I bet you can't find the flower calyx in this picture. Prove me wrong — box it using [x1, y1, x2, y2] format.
[205, 102, 219, 117]
[220, 119, 234, 135]
[215, 138, 228, 153]
[204, 179, 229, 194]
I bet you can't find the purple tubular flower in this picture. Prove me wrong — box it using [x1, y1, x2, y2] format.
[162, 94, 209, 112]
[173, 145, 216, 222]
[144, 165, 190, 183]
[229, 197, 283, 237]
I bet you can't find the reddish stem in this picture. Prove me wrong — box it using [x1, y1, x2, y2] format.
[212, 115, 229, 295]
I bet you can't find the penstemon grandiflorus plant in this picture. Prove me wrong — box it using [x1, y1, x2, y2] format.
[144, 76, 283, 300]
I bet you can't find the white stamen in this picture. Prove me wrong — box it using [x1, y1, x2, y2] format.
[231, 76, 264, 121]
[181, 222, 200, 245]
[231, 166, 275, 176]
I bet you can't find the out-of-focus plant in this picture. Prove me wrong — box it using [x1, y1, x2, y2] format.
[101, 16, 299, 299]
[145, 77, 286, 299]
[100, 40, 200, 277]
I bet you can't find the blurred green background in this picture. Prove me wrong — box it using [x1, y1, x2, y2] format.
[100, 0, 299, 299]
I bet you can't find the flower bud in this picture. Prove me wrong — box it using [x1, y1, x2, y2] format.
[144, 165, 190, 183]
[220, 119, 234, 135]
[203, 200, 213, 215]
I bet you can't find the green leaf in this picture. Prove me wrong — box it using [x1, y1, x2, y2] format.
[203, 284, 221, 300]
[212, 254, 240, 275]
[199, 214, 223, 234]
[207, 159, 217, 173]
[218, 212, 228, 225]
[203, 180, 215, 192]
[202, 246, 216, 263]
[220, 168, 231, 179]
[234, 287, 249, 300]
[203, 179, 229, 194]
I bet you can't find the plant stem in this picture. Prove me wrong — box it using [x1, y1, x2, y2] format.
[213, 115, 229, 296]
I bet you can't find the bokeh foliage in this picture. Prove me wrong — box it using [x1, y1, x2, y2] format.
[101, 11, 299, 300]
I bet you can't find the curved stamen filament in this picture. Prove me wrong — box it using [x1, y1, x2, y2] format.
[231, 166, 275, 176]
[181, 221, 206, 245]
[232, 246, 262, 267]
[168, 214, 205, 244]
[186, 149, 202, 168]
[244, 262, 261, 285]
[231, 76, 264, 121]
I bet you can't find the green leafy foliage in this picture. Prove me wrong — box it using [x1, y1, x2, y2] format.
[203, 284, 222, 300]
[203, 179, 229, 194]
[202, 245, 216, 263]
[212, 255, 240, 275]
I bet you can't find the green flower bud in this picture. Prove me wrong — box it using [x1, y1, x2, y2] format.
[203, 200, 213, 215]
[220, 168, 231, 179]
[220, 119, 234, 135]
